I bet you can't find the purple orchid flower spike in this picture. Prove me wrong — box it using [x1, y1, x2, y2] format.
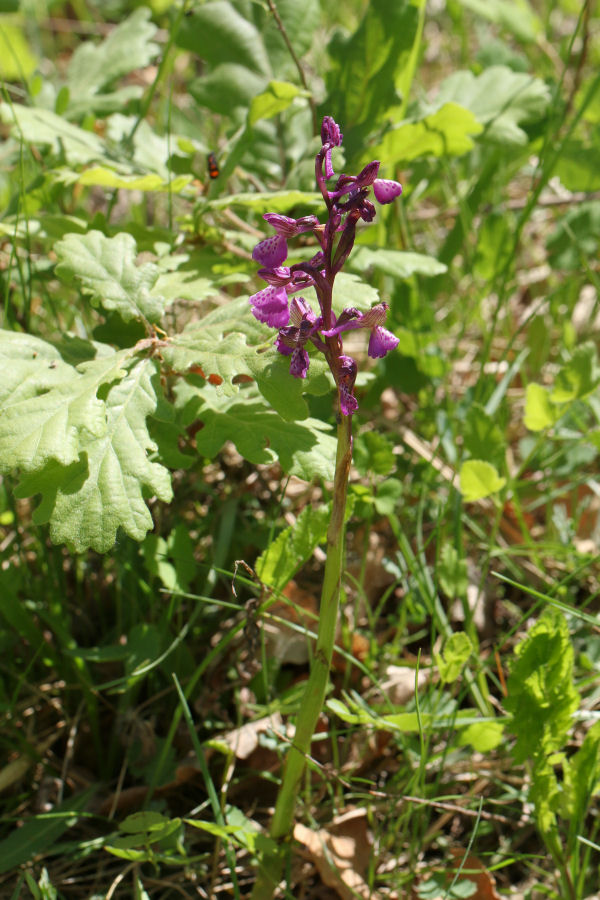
[250, 116, 403, 416]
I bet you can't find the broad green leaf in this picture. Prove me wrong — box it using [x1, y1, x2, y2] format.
[434, 66, 551, 145]
[249, 81, 304, 125]
[261, 0, 321, 74]
[0, 103, 105, 165]
[332, 272, 380, 314]
[0, 344, 128, 473]
[0, 19, 37, 80]
[372, 103, 483, 165]
[256, 503, 330, 591]
[325, 0, 419, 142]
[459, 459, 506, 502]
[524, 383, 560, 431]
[207, 190, 321, 212]
[177, 1, 271, 76]
[55, 231, 167, 324]
[551, 343, 600, 403]
[16, 359, 173, 553]
[350, 247, 447, 278]
[78, 167, 192, 193]
[435, 631, 473, 683]
[459, 0, 541, 42]
[65, 8, 159, 117]
[459, 720, 505, 752]
[505, 608, 579, 763]
[164, 298, 330, 421]
[190, 63, 267, 113]
[190, 394, 336, 481]
[120, 811, 171, 834]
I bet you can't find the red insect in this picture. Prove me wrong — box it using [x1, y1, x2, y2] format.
[207, 152, 220, 179]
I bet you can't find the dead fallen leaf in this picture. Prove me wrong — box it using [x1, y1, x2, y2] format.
[294, 808, 383, 900]
[219, 713, 284, 760]
[380, 665, 430, 705]
[448, 847, 500, 900]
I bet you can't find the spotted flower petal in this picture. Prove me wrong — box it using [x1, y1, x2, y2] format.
[373, 179, 403, 204]
[249, 285, 290, 328]
[252, 234, 288, 268]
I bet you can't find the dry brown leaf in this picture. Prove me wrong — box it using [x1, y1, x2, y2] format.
[294, 808, 383, 900]
[219, 713, 284, 760]
[380, 665, 430, 705]
[448, 848, 501, 900]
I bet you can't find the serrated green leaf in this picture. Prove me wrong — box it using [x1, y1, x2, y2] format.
[0, 342, 129, 472]
[350, 247, 447, 278]
[55, 231, 166, 324]
[332, 272, 380, 313]
[524, 382, 560, 431]
[373, 103, 483, 164]
[505, 608, 579, 763]
[459, 459, 506, 502]
[256, 503, 331, 590]
[249, 80, 304, 125]
[0, 103, 105, 165]
[434, 66, 551, 145]
[373, 478, 403, 516]
[189, 392, 335, 480]
[164, 298, 330, 421]
[16, 359, 173, 553]
[65, 8, 159, 117]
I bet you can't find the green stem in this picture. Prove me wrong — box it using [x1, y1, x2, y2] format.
[250, 414, 353, 900]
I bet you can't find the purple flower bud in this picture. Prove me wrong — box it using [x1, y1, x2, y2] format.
[321, 116, 343, 148]
[359, 199, 376, 222]
[263, 213, 319, 237]
[373, 178, 403, 204]
[253, 234, 288, 268]
[249, 285, 290, 328]
[355, 160, 380, 187]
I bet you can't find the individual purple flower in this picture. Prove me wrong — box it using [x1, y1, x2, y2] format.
[253, 234, 288, 268]
[249, 285, 289, 328]
[373, 179, 403, 204]
[322, 304, 399, 359]
[275, 298, 323, 379]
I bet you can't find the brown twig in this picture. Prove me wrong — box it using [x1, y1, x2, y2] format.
[266, 0, 318, 136]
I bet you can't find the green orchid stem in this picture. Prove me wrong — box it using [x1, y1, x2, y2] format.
[250, 413, 353, 900]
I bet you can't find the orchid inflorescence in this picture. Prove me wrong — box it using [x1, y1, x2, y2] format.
[249, 116, 402, 416]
